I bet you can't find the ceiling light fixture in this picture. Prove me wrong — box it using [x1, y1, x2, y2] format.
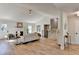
[29, 9, 32, 15]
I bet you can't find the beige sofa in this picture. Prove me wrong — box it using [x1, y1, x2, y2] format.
[16, 33, 40, 44]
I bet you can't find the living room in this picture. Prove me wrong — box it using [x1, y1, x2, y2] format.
[0, 3, 59, 40]
[1, 0, 79, 59]
[1, 3, 79, 55]
[0, 3, 62, 55]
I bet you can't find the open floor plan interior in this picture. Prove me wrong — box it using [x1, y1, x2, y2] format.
[0, 3, 79, 55]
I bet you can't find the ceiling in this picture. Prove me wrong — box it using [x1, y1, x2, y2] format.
[54, 3, 79, 14]
[0, 3, 79, 23]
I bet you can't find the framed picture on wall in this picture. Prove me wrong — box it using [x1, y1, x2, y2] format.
[50, 18, 58, 30]
[17, 22, 23, 28]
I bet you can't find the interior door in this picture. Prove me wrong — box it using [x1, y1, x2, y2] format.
[75, 20, 79, 44]
[44, 24, 49, 38]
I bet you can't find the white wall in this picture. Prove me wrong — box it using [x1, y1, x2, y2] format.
[68, 16, 79, 44]
[35, 16, 59, 37]
[35, 16, 50, 36]
[0, 20, 36, 39]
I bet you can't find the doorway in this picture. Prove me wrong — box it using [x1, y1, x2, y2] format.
[44, 24, 49, 38]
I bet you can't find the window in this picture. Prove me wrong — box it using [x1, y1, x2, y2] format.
[0, 24, 7, 32]
[0, 24, 8, 38]
[28, 25, 32, 34]
[37, 25, 41, 33]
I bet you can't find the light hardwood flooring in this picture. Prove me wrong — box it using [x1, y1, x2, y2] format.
[14, 38, 79, 55]
[1, 38, 79, 55]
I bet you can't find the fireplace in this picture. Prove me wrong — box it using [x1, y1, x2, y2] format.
[20, 31, 23, 36]
[16, 31, 23, 38]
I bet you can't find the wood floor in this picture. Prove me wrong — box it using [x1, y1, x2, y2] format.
[14, 38, 79, 55]
[1, 38, 79, 55]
